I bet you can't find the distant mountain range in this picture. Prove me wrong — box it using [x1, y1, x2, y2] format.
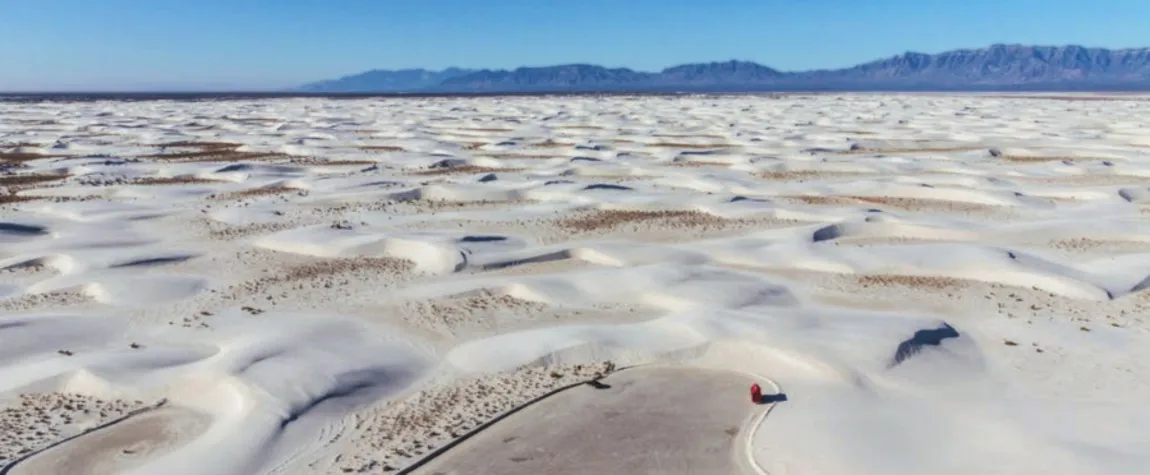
[299, 44, 1150, 93]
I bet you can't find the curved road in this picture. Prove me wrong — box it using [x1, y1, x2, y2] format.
[412, 366, 771, 475]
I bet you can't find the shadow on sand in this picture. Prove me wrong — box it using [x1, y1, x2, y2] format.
[889, 322, 961, 368]
[758, 393, 788, 404]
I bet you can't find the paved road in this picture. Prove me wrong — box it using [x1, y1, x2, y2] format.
[414, 366, 760, 475]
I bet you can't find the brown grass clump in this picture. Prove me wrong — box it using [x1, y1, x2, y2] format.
[10, 119, 59, 125]
[648, 142, 733, 149]
[782, 195, 997, 213]
[404, 290, 548, 332]
[131, 177, 222, 185]
[279, 257, 414, 281]
[0, 392, 147, 463]
[780, 195, 861, 206]
[999, 155, 1101, 163]
[0, 173, 69, 187]
[142, 141, 287, 162]
[757, 170, 836, 180]
[1050, 237, 1102, 251]
[856, 274, 963, 289]
[558, 209, 727, 233]
[852, 196, 995, 213]
[336, 363, 616, 472]
[228, 257, 415, 298]
[457, 127, 513, 133]
[205, 221, 295, 240]
[652, 133, 727, 139]
[401, 199, 532, 213]
[410, 165, 522, 176]
[0, 290, 90, 312]
[835, 146, 983, 155]
[1049, 237, 1150, 253]
[209, 186, 300, 200]
[478, 153, 561, 159]
[552, 125, 605, 130]
[359, 145, 406, 152]
[0, 193, 42, 205]
[0, 151, 68, 163]
[529, 140, 575, 149]
[1015, 174, 1150, 186]
[457, 142, 489, 150]
[289, 158, 378, 166]
[154, 140, 234, 149]
[224, 116, 281, 123]
[667, 161, 732, 167]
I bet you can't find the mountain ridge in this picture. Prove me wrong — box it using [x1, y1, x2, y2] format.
[299, 44, 1150, 93]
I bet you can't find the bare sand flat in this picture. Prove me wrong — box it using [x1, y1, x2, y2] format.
[412, 367, 759, 475]
[2, 93, 1150, 474]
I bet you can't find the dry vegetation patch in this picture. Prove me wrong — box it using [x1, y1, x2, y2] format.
[999, 155, 1103, 163]
[1048, 237, 1150, 253]
[835, 146, 984, 155]
[782, 195, 998, 213]
[225, 257, 415, 301]
[288, 157, 379, 166]
[223, 116, 281, 124]
[0, 173, 69, 187]
[456, 141, 489, 150]
[398, 290, 549, 335]
[756, 170, 867, 180]
[210, 186, 300, 200]
[0, 393, 147, 467]
[359, 145, 406, 152]
[856, 274, 964, 289]
[552, 125, 605, 130]
[478, 153, 561, 159]
[457, 127, 514, 133]
[0, 290, 91, 312]
[142, 141, 287, 162]
[275, 257, 413, 282]
[648, 142, 733, 149]
[558, 209, 728, 233]
[402, 198, 534, 213]
[410, 165, 522, 176]
[204, 221, 296, 240]
[335, 362, 617, 473]
[652, 133, 727, 139]
[0, 151, 68, 163]
[779, 195, 861, 206]
[667, 161, 732, 168]
[130, 177, 223, 186]
[0, 193, 43, 205]
[529, 140, 576, 149]
[852, 196, 997, 213]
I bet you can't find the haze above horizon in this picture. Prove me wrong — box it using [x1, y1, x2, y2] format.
[3, 0, 1150, 92]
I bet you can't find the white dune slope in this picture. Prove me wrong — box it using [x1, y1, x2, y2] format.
[2, 93, 1150, 474]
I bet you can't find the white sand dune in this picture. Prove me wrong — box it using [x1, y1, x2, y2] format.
[2, 93, 1150, 474]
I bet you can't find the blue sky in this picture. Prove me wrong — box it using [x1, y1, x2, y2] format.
[2, 0, 1149, 91]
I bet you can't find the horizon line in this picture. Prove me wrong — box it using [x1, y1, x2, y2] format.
[322, 42, 1150, 77]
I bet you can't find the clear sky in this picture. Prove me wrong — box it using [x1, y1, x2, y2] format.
[3, 0, 1149, 91]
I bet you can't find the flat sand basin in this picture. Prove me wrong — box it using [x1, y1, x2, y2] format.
[9, 406, 211, 475]
[414, 367, 759, 475]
